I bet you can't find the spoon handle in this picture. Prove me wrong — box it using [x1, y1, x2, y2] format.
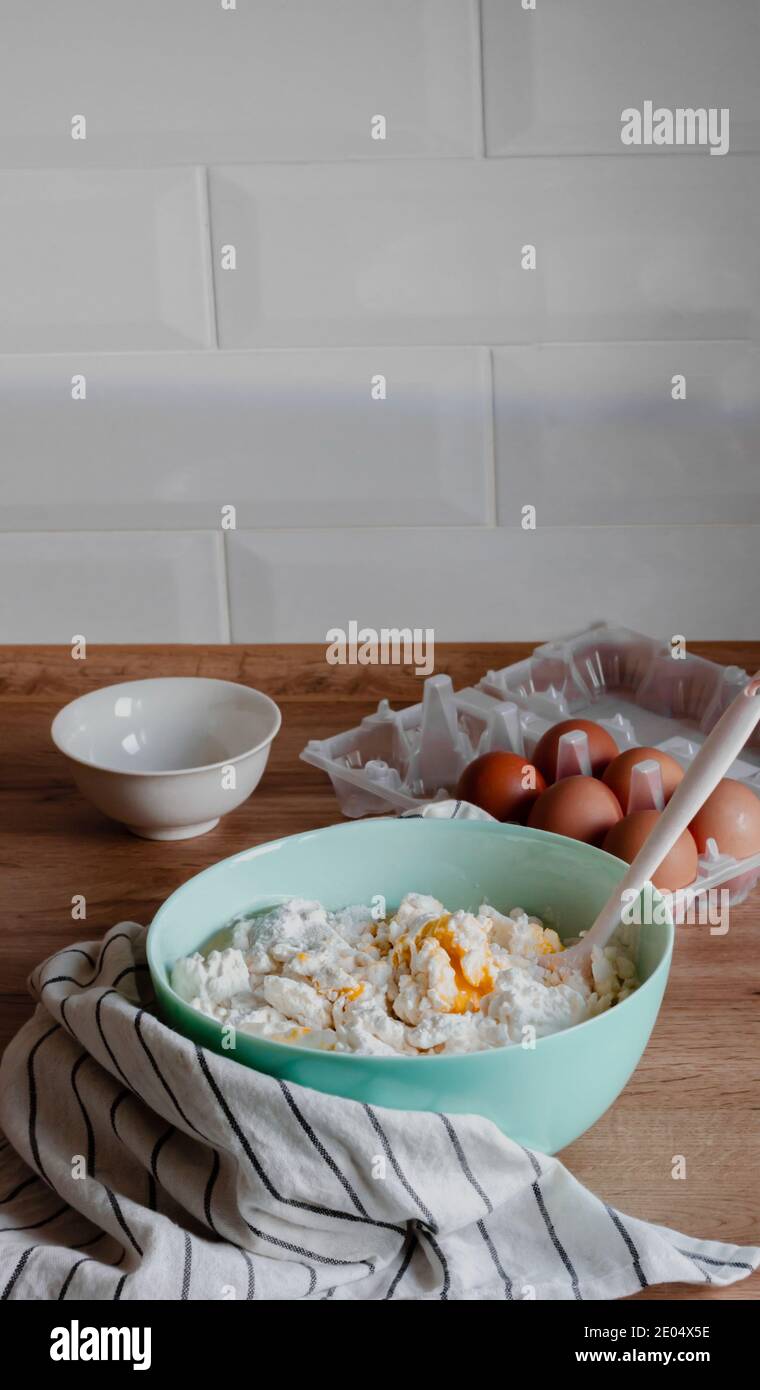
[585, 672, 760, 949]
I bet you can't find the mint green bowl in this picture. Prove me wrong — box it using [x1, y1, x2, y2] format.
[148, 819, 673, 1153]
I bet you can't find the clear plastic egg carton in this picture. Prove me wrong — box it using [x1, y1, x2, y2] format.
[301, 621, 760, 905]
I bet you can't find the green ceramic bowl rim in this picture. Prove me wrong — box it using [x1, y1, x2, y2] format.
[147, 817, 675, 1067]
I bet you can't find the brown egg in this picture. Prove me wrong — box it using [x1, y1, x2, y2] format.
[532, 718, 619, 783]
[689, 778, 760, 858]
[603, 810, 698, 891]
[527, 775, 623, 847]
[456, 752, 546, 823]
[602, 746, 684, 813]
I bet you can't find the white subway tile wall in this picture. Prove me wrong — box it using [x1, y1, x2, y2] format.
[0, 533, 228, 644]
[0, 1, 480, 166]
[210, 158, 760, 347]
[2, 350, 491, 530]
[482, 0, 760, 155]
[494, 343, 760, 525]
[0, 169, 214, 352]
[0, 2, 758, 643]
[226, 527, 760, 642]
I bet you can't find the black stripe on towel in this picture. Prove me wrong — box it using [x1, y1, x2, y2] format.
[38, 931, 137, 997]
[180, 1233, 192, 1299]
[605, 1204, 648, 1289]
[240, 1249, 255, 1300]
[203, 1149, 221, 1235]
[73, 1230, 108, 1251]
[1, 1245, 35, 1299]
[384, 1231, 417, 1300]
[280, 1081, 401, 1227]
[59, 946, 96, 968]
[71, 1053, 96, 1176]
[0, 1174, 40, 1206]
[438, 1114, 512, 1297]
[279, 1081, 369, 1216]
[679, 1250, 713, 1283]
[197, 1048, 387, 1232]
[363, 1104, 437, 1230]
[38, 974, 87, 995]
[676, 1247, 753, 1272]
[31, 947, 96, 995]
[243, 1218, 366, 1270]
[27, 1024, 60, 1184]
[103, 1184, 143, 1257]
[58, 1257, 89, 1300]
[418, 1226, 450, 1300]
[62, 1247, 126, 1296]
[521, 1143, 543, 1179]
[439, 1114, 493, 1212]
[0, 1204, 68, 1233]
[59, 993, 73, 1035]
[89, 931, 138, 984]
[136, 1012, 209, 1139]
[149, 1126, 175, 1183]
[32, 977, 79, 1038]
[477, 1218, 513, 1299]
[531, 1180, 582, 1300]
[111, 963, 150, 993]
[113, 1273, 128, 1300]
[96, 992, 133, 1086]
[39, 961, 147, 999]
[109, 1088, 130, 1137]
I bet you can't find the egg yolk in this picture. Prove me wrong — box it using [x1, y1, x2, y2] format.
[339, 982, 365, 1002]
[419, 915, 496, 1014]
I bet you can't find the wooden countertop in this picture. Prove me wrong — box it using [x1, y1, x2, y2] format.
[1, 642, 758, 1302]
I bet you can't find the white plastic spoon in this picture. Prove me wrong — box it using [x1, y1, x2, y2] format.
[544, 671, 760, 977]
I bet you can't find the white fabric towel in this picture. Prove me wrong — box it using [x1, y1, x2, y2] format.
[0, 920, 757, 1301]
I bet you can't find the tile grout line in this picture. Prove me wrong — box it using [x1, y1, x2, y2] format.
[0, 339, 755, 361]
[1, 522, 757, 537]
[474, 0, 487, 159]
[202, 165, 220, 349]
[1, 153, 756, 173]
[485, 346, 497, 526]
[219, 529, 233, 642]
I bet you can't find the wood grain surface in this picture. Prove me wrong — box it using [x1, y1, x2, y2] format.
[1, 641, 758, 1302]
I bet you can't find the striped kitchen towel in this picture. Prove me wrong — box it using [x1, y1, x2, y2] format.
[0, 921, 758, 1302]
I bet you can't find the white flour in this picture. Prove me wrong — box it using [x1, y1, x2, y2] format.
[171, 893, 638, 1057]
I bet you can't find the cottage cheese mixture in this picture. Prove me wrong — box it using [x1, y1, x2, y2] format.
[171, 894, 638, 1057]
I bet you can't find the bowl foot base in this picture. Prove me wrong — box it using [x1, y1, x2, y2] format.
[126, 818, 220, 841]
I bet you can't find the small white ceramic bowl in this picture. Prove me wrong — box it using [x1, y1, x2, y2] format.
[51, 677, 282, 840]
